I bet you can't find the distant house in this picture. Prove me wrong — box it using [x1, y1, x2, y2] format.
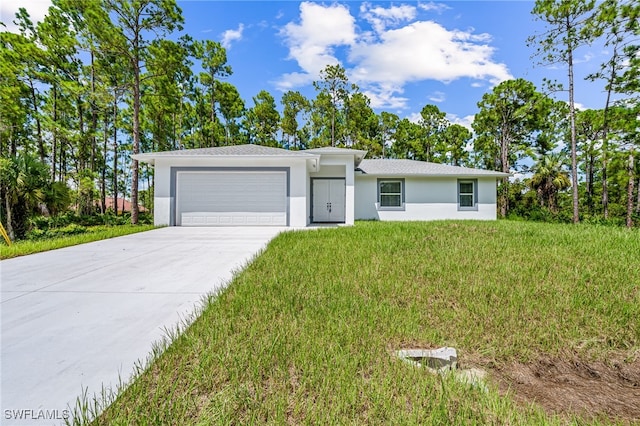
[133, 144, 508, 227]
[100, 197, 147, 213]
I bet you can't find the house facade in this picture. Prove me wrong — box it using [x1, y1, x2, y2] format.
[133, 144, 508, 227]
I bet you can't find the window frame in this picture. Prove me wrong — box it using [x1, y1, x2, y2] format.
[377, 178, 405, 210]
[457, 179, 478, 211]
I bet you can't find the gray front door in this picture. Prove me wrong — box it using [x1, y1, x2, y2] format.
[312, 179, 345, 223]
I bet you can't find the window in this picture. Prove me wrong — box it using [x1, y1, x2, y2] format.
[458, 179, 477, 210]
[378, 179, 404, 208]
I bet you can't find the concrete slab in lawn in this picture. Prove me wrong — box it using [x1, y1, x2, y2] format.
[1, 226, 285, 425]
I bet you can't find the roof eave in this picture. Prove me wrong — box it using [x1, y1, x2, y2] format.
[306, 148, 368, 166]
[356, 171, 511, 178]
[131, 153, 320, 165]
[131, 153, 155, 165]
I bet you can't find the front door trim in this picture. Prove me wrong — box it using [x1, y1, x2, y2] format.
[311, 177, 346, 223]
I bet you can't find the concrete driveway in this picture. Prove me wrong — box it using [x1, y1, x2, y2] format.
[1, 226, 285, 425]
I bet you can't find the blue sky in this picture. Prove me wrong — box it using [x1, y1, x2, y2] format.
[2, 1, 611, 129]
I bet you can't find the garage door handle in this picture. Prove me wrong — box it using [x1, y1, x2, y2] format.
[328, 202, 332, 213]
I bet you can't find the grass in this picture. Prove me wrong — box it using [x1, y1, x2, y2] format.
[86, 221, 639, 424]
[0, 224, 156, 259]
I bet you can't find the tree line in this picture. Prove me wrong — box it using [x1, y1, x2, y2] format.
[0, 0, 638, 240]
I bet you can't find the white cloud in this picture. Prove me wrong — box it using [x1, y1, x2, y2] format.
[574, 52, 595, 64]
[348, 21, 512, 108]
[349, 21, 511, 85]
[418, 2, 451, 13]
[276, 2, 356, 89]
[446, 113, 475, 130]
[275, 71, 316, 91]
[407, 112, 422, 123]
[277, 3, 512, 109]
[362, 83, 409, 110]
[1, 0, 51, 33]
[571, 101, 587, 111]
[221, 23, 244, 49]
[360, 2, 416, 34]
[429, 91, 446, 103]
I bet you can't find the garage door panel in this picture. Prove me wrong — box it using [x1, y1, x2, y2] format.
[176, 171, 288, 226]
[180, 212, 286, 226]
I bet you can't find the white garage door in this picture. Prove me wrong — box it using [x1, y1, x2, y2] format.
[176, 171, 287, 226]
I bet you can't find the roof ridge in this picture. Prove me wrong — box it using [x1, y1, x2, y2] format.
[135, 144, 317, 158]
[358, 158, 509, 176]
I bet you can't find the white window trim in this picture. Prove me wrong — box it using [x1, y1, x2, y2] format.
[377, 178, 405, 211]
[458, 179, 478, 211]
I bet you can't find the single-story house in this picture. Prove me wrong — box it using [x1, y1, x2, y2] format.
[132, 144, 509, 227]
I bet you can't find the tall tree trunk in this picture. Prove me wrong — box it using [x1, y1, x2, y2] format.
[178, 95, 183, 149]
[586, 151, 594, 214]
[51, 85, 58, 182]
[600, 46, 618, 220]
[5, 197, 16, 241]
[145, 165, 151, 212]
[90, 50, 98, 173]
[4, 188, 14, 241]
[0, 116, 4, 158]
[567, 16, 579, 224]
[151, 171, 155, 216]
[77, 97, 86, 171]
[499, 128, 510, 218]
[59, 137, 65, 182]
[101, 114, 108, 214]
[112, 90, 119, 217]
[210, 72, 216, 147]
[636, 176, 640, 214]
[29, 80, 45, 163]
[602, 158, 609, 218]
[131, 38, 140, 225]
[58, 139, 63, 182]
[627, 151, 635, 228]
[172, 111, 177, 150]
[331, 105, 336, 147]
[77, 95, 92, 216]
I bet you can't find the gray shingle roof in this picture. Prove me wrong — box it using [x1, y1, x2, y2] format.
[133, 145, 507, 178]
[133, 144, 317, 164]
[357, 159, 509, 177]
[305, 146, 367, 155]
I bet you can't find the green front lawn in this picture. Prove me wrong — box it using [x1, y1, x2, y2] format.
[90, 221, 639, 424]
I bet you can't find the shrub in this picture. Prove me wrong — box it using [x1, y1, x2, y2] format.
[26, 223, 87, 240]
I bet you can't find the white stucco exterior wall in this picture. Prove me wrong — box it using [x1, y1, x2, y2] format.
[354, 175, 498, 221]
[146, 149, 500, 227]
[152, 157, 310, 227]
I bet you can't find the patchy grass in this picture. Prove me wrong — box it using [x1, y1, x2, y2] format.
[91, 221, 640, 425]
[0, 224, 156, 259]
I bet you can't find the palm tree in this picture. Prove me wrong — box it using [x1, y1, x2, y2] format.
[530, 152, 571, 214]
[0, 154, 48, 240]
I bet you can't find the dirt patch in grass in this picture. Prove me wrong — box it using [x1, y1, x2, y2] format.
[488, 354, 640, 423]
